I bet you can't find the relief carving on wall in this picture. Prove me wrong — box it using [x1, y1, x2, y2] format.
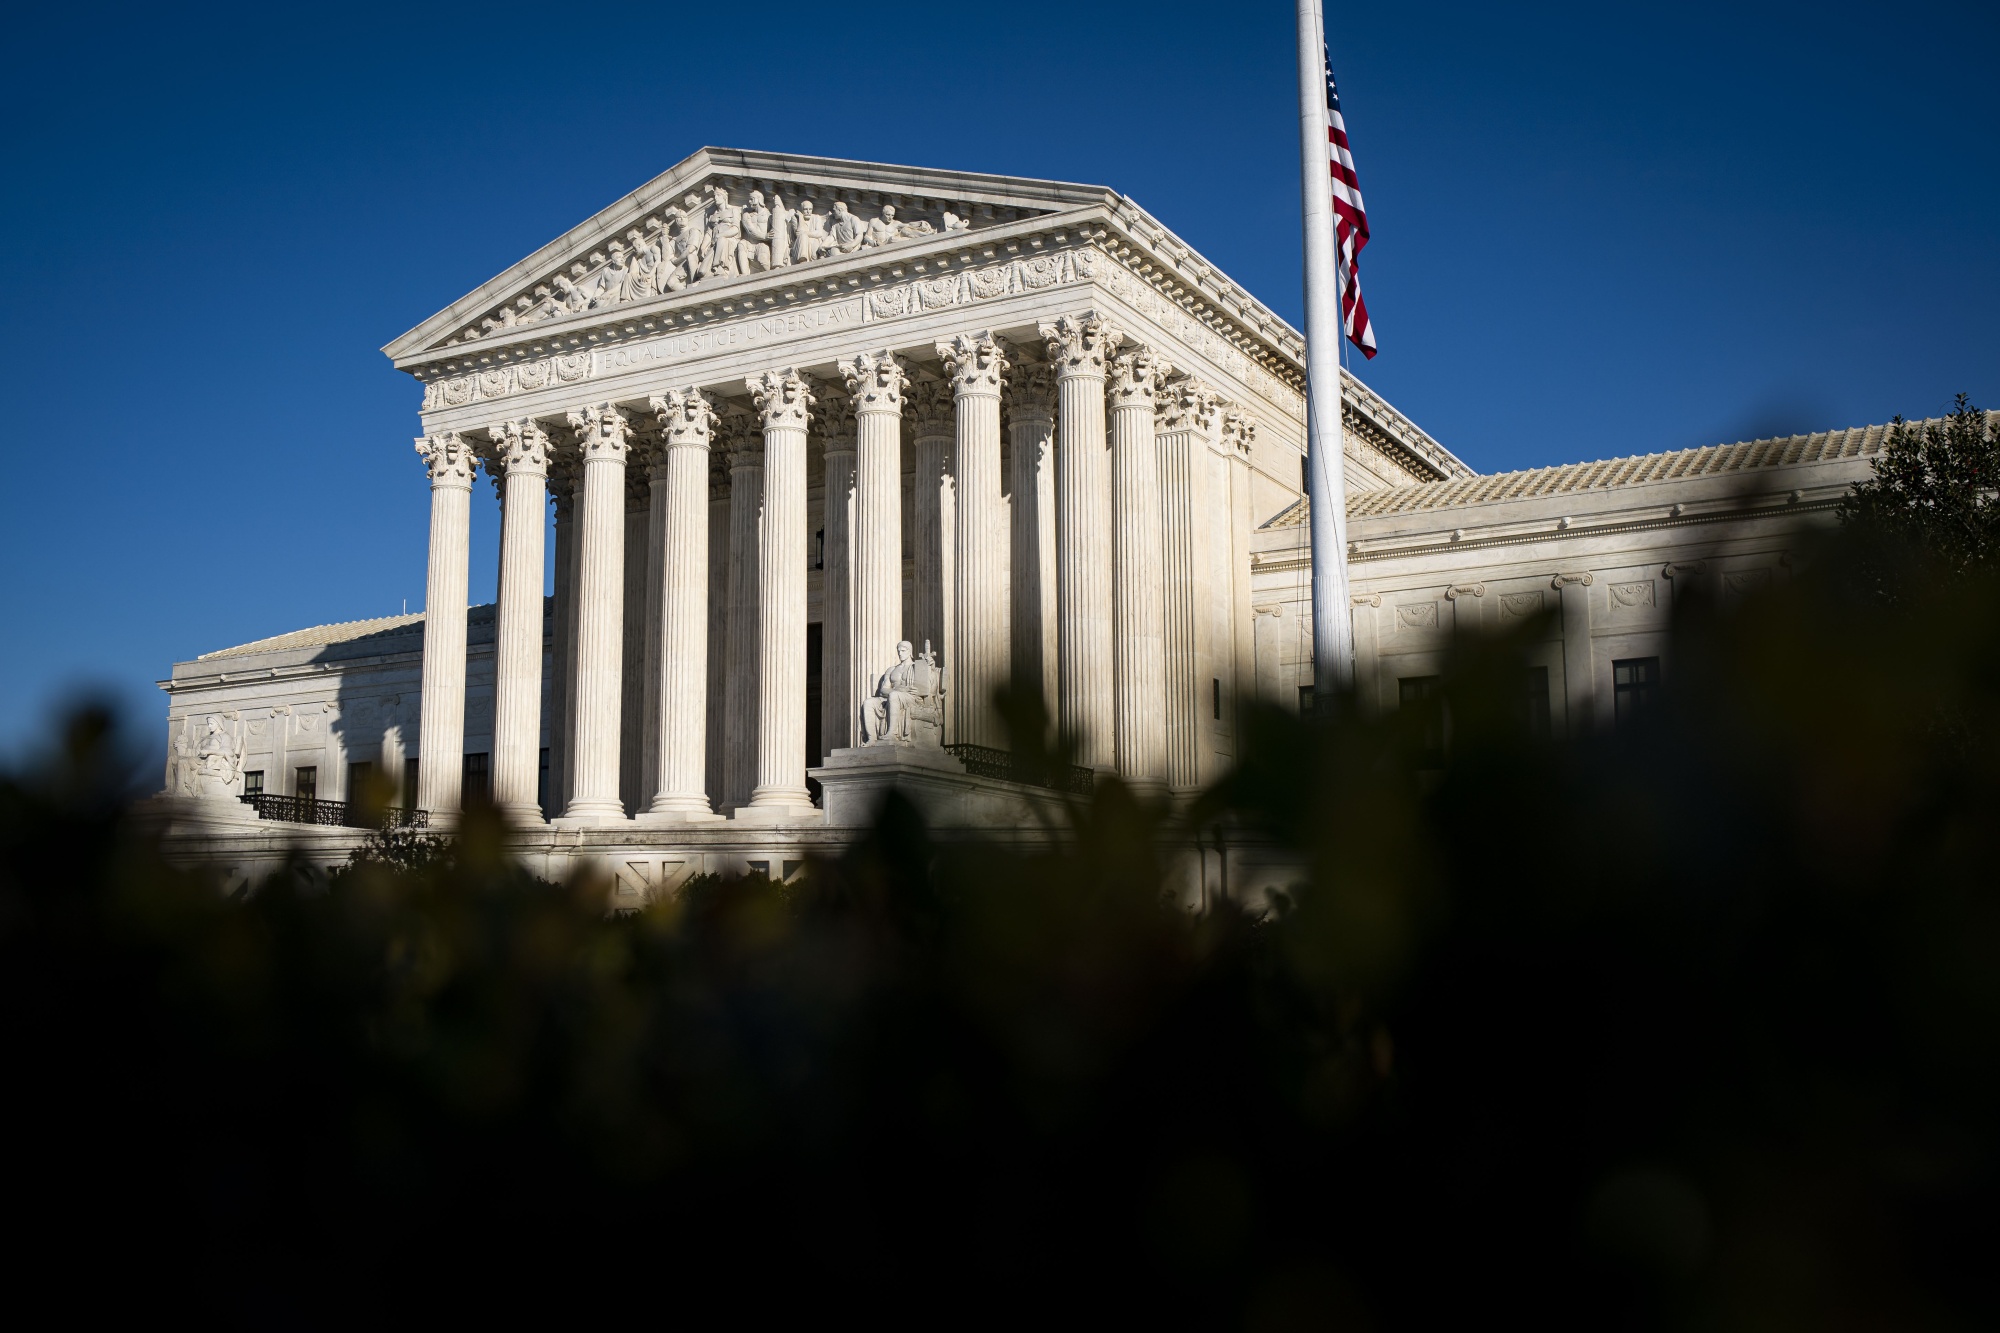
[1395, 602, 1440, 632]
[1609, 580, 1657, 611]
[1500, 591, 1544, 619]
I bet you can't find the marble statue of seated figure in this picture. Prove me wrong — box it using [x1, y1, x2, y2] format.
[860, 640, 945, 746]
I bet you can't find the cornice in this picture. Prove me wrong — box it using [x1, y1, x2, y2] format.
[1250, 496, 1841, 574]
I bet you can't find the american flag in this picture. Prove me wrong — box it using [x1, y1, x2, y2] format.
[1325, 53, 1376, 359]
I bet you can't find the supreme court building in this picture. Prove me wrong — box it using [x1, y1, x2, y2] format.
[156, 149, 1886, 895]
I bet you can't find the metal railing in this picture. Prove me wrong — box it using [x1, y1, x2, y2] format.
[239, 793, 430, 829]
[944, 744, 1094, 795]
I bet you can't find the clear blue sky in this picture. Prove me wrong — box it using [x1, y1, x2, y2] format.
[3, 0, 1995, 768]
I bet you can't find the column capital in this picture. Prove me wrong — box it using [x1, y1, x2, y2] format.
[936, 330, 1009, 397]
[1107, 348, 1174, 411]
[814, 391, 857, 454]
[1219, 409, 1258, 455]
[1001, 361, 1056, 420]
[747, 367, 814, 431]
[1157, 377, 1222, 434]
[908, 378, 954, 438]
[649, 387, 717, 451]
[566, 402, 633, 464]
[489, 419, 552, 476]
[415, 432, 476, 489]
[838, 349, 910, 413]
[1039, 310, 1123, 378]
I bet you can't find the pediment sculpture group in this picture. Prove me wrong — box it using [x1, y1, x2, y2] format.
[484, 186, 974, 335]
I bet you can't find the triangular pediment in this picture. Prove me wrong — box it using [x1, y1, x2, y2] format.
[383, 148, 1108, 362]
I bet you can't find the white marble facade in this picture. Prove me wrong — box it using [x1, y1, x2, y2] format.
[158, 148, 1883, 884]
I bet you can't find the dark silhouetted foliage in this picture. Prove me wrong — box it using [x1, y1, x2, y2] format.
[4, 527, 1999, 1328]
[1840, 394, 2000, 599]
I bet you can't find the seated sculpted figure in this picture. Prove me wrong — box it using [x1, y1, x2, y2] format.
[860, 641, 946, 746]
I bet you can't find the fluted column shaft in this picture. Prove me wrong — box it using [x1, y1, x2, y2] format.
[941, 332, 1008, 748]
[549, 466, 578, 817]
[647, 389, 719, 817]
[748, 369, 816, 814]
[822, 437, 856, 754]
[1006, 368, 1058, 715]
[562, 404, 632, 822]
[639, 457, 669, 807]
[490, 421, 551, 820]
[705, 453, 730, 805]
[1110, 351, 1170, 787]
[723, 426, 762, 811]
[1157, 381, 1220, 793]
[1042, 313, 1122, 769]
[415, 433, 475, 816]
[911, 381, 954, 707]
[842, 351, 910, 729]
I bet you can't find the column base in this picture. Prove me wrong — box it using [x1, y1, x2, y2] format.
[496, 803, 547, 827]
[634, 800, 726, 825]
[554, 799, 631, 828]
[733, 791, 824, 825]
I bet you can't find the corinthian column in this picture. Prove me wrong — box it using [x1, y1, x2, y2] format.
[1108, 348, 1172, 789]
[488, 419, 551, 821]
[643, 388, 722, 819]
[559, 402, 633, 823]
[1156, 379, 1222, 794]
[909, 377, 955, 712]
[939, 331, 1009, 748]
[816, 392, 857, 755]
[745, 368, 817, 818]
[1005, 362, 1058, 717]
[722, 410, 762, 812]
[1040, 311, 1122, 770]
[840, 350, 910, 740]
[548, 456, 578, 817]
[414, 432, 475, 817]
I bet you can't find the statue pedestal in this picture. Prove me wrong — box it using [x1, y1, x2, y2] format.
[148, 794, 263, 832]
[811, 744, 1068, 831]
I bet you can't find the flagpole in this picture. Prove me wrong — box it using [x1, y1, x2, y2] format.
[1297, 0, 1355, 705]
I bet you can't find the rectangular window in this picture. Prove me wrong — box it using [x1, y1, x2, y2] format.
[462, 752, 491, 802]
[243, 770, 264, 796]
[1300, 455, 1309, 493]
[1398, 675, 1448, 768]
[814, 527, 825, 571]
[1297, 684, 1315, 716]
[1613, 657, 1662, 732]
[538, 747, 550, 812]
[1517, 666, 1551, 741]
[403, 758, 420, 806]
[1212, 678, 1223, 721]
[346, 760, 374, 802]
[294, 766, 318, 802]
